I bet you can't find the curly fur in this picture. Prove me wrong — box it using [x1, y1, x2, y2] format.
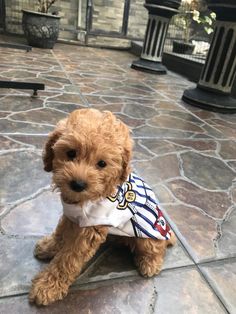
[29, 108, 176, 305]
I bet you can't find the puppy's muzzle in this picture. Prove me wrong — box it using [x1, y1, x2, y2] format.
[70, 180, 87, 192]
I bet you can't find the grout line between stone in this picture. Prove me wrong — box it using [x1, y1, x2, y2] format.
[158, 206, 230, 313]
[51, 50, 90, 108]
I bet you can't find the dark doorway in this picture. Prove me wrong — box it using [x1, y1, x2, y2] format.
[0, 0, 5, 31]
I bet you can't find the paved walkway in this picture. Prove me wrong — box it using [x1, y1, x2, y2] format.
[0, 43, 235, 313]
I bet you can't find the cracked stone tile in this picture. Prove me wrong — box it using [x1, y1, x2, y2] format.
[206, 124, 236, 139]
[91, 78, 125, 88]
[200, 259, 236, 314]
[219, 140, 236, 160]
[193, 133, 215, 139]
[201, 124, 225, 139]
[8, 135, 47, 149]
[40, 70, 67, 78]
[153, 184, 177, 204]
[2, 191, 61, 236]
[0, 96, 44, 112]
[84, 95, 108, 105]
[181, 152, 236, 190]
[0, 119, 53, 134]
[139, 139, 185, 155]
[167, 179, 232, 219]
[153, 267, 226, 314]
[165, 204, 217, 262]
[115, 113, 145, 128]
[216, 113, 236, 124]
[0, 204, 7, 216]
[149, 115, 204, 133]
[91, 103, 124, 113]
[0, 135, 25, 150]
[133, 125, 195, 139]
[0, 112, 11, 118]
[123, 103, 157, 119]
[228, 161, 236, 171]
[92, 87, 157, 98]
[217, 208, 236, 258]
[154, 101, 186, 111]
[47, 93, 84, 104]
[210, 119, 236, 130]
[133, 140, 155, 161]
[1, 69, 37, 79]
[0, 151, 50, 205]
[64, 85, 83, 93]
[0, 237, 43, 297]
[0, 278, 155, 314]
[168, 139, 217, 152]
[0, 237, 108, 297]
[10, 108, 66, 125]
[40, 76, 71, 85]
[102, 96, 130, 104]
[134, 154, 180, 186]
[162, 111, 204, 125]
[46, 102, 87, 113]
[193, 110, 216, 120]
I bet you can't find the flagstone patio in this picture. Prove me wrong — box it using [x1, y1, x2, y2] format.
[0, 42, 235, 313]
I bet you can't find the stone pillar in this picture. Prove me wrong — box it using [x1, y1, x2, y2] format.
[131, 0, 181, 74]
[182, 0, 236, 113]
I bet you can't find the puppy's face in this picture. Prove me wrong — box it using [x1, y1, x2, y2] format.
[43, 109, 133, 204]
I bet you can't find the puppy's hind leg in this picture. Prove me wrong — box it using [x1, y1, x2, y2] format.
[131, 237, 168, 278]
[34, 216, 69, 260]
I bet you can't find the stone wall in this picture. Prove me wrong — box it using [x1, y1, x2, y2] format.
[128, 0, 147, 39]
[5, 0, 35, 34]
[92, 0, 124, 33]
[3, 0, 147, 45]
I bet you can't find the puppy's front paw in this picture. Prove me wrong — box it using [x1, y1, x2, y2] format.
[135, 255, 163, 278]
[29, 272, 68, 306]
[34, 236, 59, 260]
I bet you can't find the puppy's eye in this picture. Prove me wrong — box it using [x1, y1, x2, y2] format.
[67, 149, 76, 160]
[97, 160, 107, 168]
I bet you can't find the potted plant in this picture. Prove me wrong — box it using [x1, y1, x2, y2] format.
[172, 0, 215, 54]
[22, 1, 60, 49]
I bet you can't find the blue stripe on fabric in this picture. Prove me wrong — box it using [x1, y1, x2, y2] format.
[131, 218, 139, 237]
[129, 178, 153, 192]
[136, 184, 152, 191]
[133, 201, 158, 219]
[131, 174, 145, 182]
[129, 178, 138, 185]
[136, 212, 157, 230]
[127, 204, 136, 215]
[133, 190, 156, 205]
[131, 219, 157, 239]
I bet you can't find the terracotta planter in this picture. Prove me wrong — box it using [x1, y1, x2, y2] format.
[22, 9, 60, 49]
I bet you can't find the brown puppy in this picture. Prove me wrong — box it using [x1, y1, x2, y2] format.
[29, 109, 176, 306]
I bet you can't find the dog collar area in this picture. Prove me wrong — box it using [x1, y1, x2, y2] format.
[60, 173, 171, 241]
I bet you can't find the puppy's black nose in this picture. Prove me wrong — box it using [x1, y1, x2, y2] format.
[70, 180, 87, 192]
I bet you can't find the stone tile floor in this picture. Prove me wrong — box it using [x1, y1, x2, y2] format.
[0, 41, 236, 313]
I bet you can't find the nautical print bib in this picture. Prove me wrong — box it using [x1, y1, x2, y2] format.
[62, 173, 171, 240]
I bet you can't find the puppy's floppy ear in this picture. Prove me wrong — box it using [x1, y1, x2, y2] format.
[119, 124, 133, 183]
[43, 119, 67, 172]
[120, 144, 132, 182]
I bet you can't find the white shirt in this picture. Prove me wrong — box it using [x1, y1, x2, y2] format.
[62, 173, 171, 240]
